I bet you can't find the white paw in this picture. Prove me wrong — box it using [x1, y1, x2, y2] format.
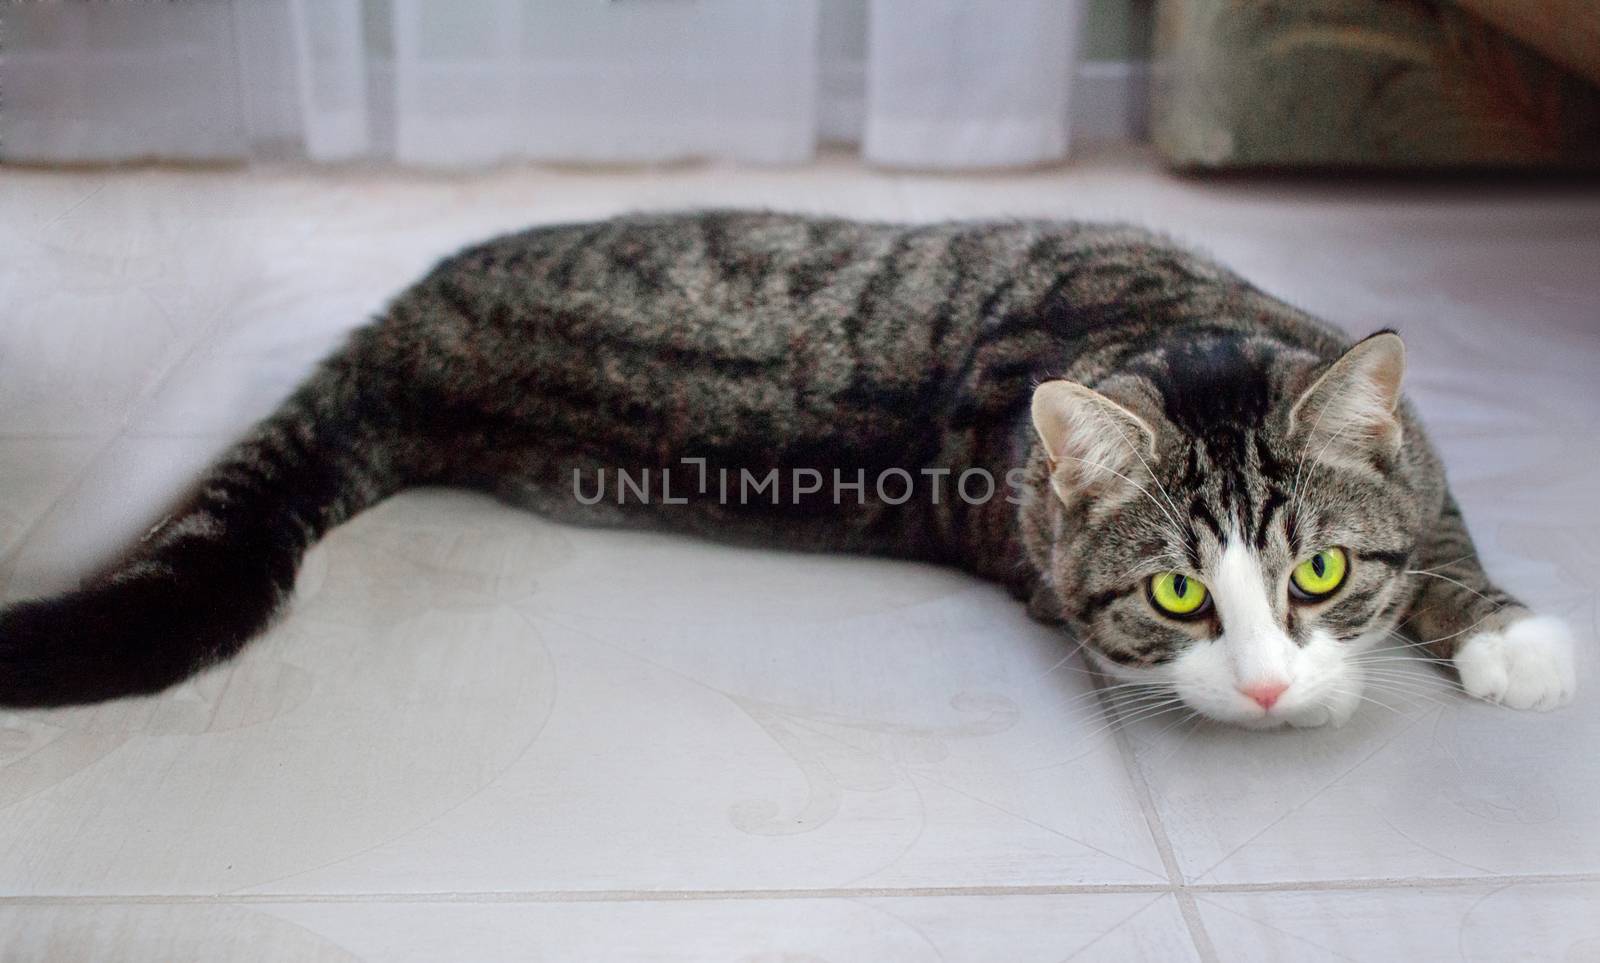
[1454, 614, 1577, 711]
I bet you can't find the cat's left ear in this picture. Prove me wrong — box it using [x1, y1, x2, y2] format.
[1289, 331, 1406, 469]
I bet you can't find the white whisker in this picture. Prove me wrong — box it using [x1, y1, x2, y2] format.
[1054, 454, 1186, 538]
[1086, 402, 1186, 535]
[1402, 569, 1505, 611]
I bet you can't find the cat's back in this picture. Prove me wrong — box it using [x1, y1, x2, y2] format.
[391, 210, 1163, 390]
[424, 209, 1053, 344]
[372, 211, 1337, 442]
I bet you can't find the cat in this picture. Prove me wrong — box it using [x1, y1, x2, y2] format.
[0, 211, 1576, 726]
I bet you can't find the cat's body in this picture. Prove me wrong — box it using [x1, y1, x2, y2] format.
[0, 211, 1575, 723]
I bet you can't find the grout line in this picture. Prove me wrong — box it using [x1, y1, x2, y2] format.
[2, 886, 1176, 907]
[1196, 871, 1600, 892]
[1090, 667, 1219, 963]
[3, 873, 1599, 907]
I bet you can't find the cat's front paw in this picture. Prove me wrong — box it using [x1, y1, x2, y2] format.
[1454, 614, 1577, 711]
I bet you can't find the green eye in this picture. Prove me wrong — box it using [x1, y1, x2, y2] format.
[1149, 572, 1210, 618]
[1291, 547, 1349, 600]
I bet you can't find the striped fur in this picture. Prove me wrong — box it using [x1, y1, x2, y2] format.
[0, 211, 1564, 718]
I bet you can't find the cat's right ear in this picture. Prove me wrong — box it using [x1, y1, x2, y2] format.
[1031, 380, 1158, 508]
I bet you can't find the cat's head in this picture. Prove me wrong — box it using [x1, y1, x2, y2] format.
[1026, 331, 1419, 728]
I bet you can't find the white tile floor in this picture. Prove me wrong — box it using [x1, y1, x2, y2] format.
[1, 149, 1598, 961]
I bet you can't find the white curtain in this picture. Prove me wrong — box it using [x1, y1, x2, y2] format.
[1, 0, 1084, 170]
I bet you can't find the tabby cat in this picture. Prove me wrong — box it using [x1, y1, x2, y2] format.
[0, 211, 1576, 726]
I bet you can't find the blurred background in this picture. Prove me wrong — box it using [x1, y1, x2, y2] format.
[4, 0, 1595, 172]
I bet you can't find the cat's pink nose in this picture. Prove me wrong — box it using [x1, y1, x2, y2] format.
[1241, 681, 1289, 710]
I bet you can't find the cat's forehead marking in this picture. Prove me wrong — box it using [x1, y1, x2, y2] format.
[1171, 437, 1294, 572]
[1137, 331, 1278, 437]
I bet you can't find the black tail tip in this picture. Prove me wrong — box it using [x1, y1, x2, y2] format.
[1, 566, 279, 709]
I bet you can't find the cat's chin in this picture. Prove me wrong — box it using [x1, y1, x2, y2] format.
[1187, 696, 1358, 731]
[1189, 697, 1358, 731]
[1171, 667, 1366, 730]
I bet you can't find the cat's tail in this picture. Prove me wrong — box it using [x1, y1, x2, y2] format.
[0, 354, 415, 708]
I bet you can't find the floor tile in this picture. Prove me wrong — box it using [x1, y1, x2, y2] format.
[1197, 881, 1600, 963]
[1125, 674, 1600, 884]
[0, 494, 1162, 896]
[0, 893, 1199, 963]
[0, 438, 105, 567]
[0, 175, 267, 437]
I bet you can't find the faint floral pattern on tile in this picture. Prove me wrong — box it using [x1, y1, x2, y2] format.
[0, 661, 317, 812]
[294, 492, 577, 627]
[0, 504, 562, 894]
[0, 716, 131, 812]
[0, 497, 571, 821]
[1459, 883, 1600, 963]
[0, 902, 363, 963]
[1420, 722, 1562, 826]
[728, 693, 1019, 836]
[1378, 703, 1600, 872]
